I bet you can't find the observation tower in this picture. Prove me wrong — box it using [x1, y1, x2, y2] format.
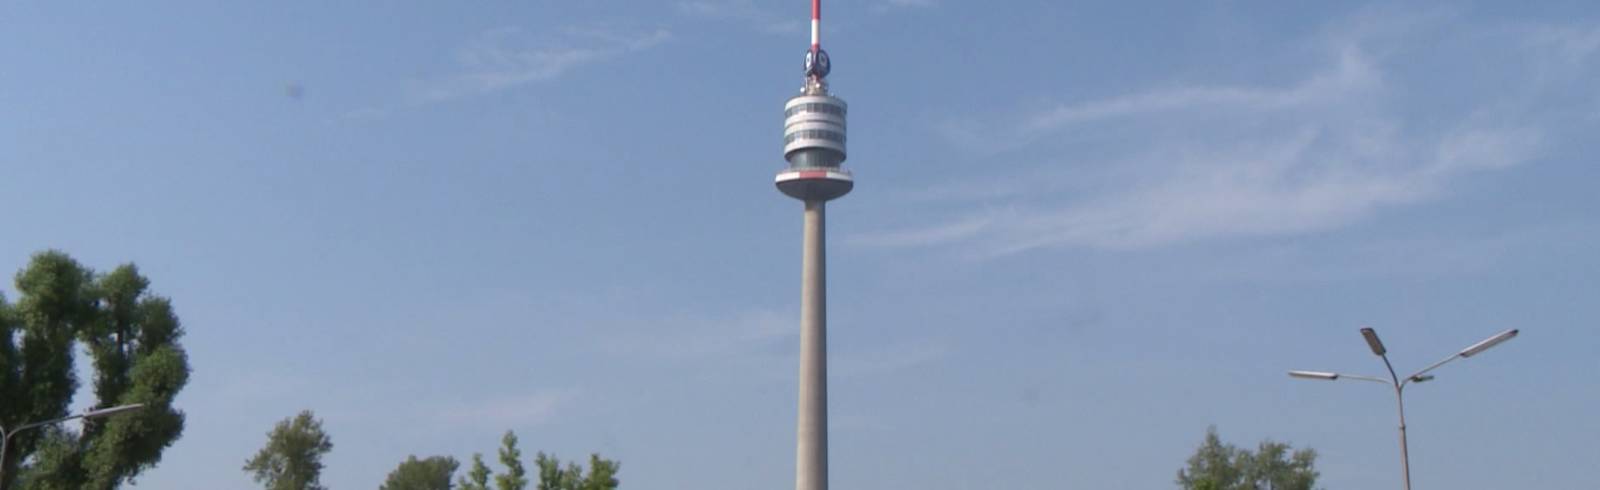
[775, 1, 850, 490]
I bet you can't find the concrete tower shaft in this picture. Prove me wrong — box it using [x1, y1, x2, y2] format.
[794, 199, 829, 490]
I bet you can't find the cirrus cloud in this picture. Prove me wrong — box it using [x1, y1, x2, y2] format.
[856, 12, 1578, 255]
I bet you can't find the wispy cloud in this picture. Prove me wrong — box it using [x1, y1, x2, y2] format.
[835, 339, 950, 377]
[1191, 223, 1598, 283]
[598, 307, 794, 359]
[1523, 24, 1600, 69]
[873, 0, 936, 13]
[587, 302, 953, 379]
[857, 13, 1580, 255]
[438, 390, 576, 429]
[965, 48, 1380, 153]
[410, 25, 672, 103]
[677, 0, 804, 35]
[338, 106, 389, 121]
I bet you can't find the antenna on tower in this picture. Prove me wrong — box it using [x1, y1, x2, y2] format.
[802, 0, 831, 93]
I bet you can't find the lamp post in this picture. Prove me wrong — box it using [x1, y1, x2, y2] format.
[0, 403, 145, 490]
[1288, 328, 1518, 490]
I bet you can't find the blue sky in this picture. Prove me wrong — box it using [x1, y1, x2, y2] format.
[2, 1, 1597, 488]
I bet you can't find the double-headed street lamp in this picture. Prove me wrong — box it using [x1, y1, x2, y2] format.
[1289, 328, 1519, 490]
[0, 403, 145, 490]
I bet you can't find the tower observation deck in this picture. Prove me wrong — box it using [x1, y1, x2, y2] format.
[776, 1, 852, 202]
[777, 89, 852, 201]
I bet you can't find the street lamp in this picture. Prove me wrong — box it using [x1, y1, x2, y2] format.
[0, 403, 145, 490]
[1288, 328, 1518, 490]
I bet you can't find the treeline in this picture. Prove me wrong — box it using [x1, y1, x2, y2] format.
[4, 251, 1323, 490]
[243, 410, 619, 490]
[1176, 427, 1319, 490]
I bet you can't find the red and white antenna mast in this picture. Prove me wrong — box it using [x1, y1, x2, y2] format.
[803, 0, 832, 90]
[811, 0, 821, 51]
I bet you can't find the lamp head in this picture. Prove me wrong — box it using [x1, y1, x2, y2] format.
[1460, 329, 1519, 358]
[1288, 370, 1340, 380]
[1360, 327, 1387, 356]
[83, 403, 145, 419]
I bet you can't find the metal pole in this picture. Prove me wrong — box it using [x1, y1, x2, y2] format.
[0, 429, 10, 490]
[1377, 355, 1411, 490]
[795, 199, 829, 490]
[1393, 386, 1411, 490]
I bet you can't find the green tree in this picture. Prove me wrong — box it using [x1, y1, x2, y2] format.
[1178, 428, 1245, 489]
[457, 453, 491, 490]
[0, 252, 191, 490]
[533, 452, 578, 490]
[532, 453, 618, 490]
[453, 431, 618, 490]
[381, 455, 459, 490]
[1244, 440, 1318, 490]
[12, 427, 82, 490]
[243, 410, 334, 490]
[494, 431, 528, 490]
[578, 454, 620, 490]
[1177, 427, 1319, 490]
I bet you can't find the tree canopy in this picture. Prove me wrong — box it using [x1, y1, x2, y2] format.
[462, 431, 619, 490]
[533, 451, 618, 490]
[243, 410, 334, 490]
[575, 454, 620, 490]
[381, 455, 460, 490]
[457, 453, 492, 490]
[1176, 427, 1319, 490]
[0, 251, 191, 490]
[495, 431, 529, 490]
